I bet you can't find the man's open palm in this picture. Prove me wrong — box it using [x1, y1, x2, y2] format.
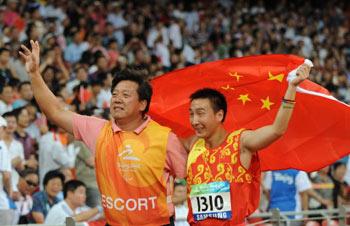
[19, 40, 40, 76]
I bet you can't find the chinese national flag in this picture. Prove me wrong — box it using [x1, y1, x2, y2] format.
[149, 54, 350, 172]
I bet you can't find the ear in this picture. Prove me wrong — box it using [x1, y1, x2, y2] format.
[139, 100, 147, 112]
[215, 109, 224, 122]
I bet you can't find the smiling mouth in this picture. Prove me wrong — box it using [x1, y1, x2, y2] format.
[114, 106, 124, 111]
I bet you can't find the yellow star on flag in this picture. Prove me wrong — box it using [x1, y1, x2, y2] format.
[237, 94, 251, 105]
[268, 72, 284, 83]
[261, 96, 274, 110]
[229, 72, 243, 81]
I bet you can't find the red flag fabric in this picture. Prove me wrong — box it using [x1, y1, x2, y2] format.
[149, 54, 350, 172]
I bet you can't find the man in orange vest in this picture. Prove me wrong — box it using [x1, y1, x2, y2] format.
[183, 64, 311, 225]
[20, 41, 187, 226]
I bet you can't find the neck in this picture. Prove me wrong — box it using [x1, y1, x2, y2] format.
[3, 133, 13, 142]
[115, 115, 145, 131]
[65, 199, 77, 211]
[205, 126, 227, 149]
[16, 126, 26, 135]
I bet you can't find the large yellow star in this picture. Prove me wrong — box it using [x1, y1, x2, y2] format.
[237, 94, 251, 105]
[229, 72, 243, 81]
[268, 72, 284, 83]
[261, 96, 274, 110]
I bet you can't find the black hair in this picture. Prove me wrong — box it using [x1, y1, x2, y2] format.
[19, 168, 37, 178]
[0, 83, 12, 94]
[63, 180, 86, 198]
[12, 106, 27, 120]
[332, 162, 346, 172]
[43, 169, 65, 188]
[111, 66, 152, 115]
[0, 47, 10, 55]
[2, 110, 16, 118]
[190, 88, 227, 122]
[18, 81, 31, 91]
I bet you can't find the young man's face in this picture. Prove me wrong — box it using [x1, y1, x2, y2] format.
[110, 80, 146, 121]
[17, 109, 30, 128]
[45, 177, 63, 198]
[0, 50, 10, 65]
[71, 186, 86, 207]
[173, 184, 187, 205]
[20, 84, 33, 101]
[190, 98, 223, 139]
[0, 86, 13, 104]
[22, 173, 39, 195]
[5, 116, 17, 134]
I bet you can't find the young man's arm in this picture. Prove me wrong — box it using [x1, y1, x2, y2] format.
[19, 40, 74, 134]
[2, 171, 12, 197]
[73, 207, 100, 222]
[241, 64, 311, 152]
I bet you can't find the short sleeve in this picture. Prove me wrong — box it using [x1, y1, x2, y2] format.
[0, 142, 11, 172]
[72, 113, 107, 153]
[263, 171, 272, 190]
[296, 171, 312, 192]
[165, 132, 188, 178]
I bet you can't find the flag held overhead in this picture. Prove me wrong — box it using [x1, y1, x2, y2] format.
[150, 55, 350, 172]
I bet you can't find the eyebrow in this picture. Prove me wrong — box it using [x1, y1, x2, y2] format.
[189, 107, 206, 111]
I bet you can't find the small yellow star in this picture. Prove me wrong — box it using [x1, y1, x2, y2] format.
[261, 96, 274, 110]
[229, 72, 243, 82]
[221, 85, 235, 90]
[268, 72, 285, 83]
[237, 94, 251, 105]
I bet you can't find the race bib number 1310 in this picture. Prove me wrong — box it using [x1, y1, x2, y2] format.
[190, 181, 232, 221]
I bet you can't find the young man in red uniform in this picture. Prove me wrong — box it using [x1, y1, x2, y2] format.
[184, 64, 311, 225]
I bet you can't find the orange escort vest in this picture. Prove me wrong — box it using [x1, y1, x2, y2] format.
[95, 120, 171, 226]
[186, 129, 261, 226]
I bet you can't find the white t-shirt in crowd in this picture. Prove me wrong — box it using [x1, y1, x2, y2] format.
[264, 170, 312, 219]
[6, 139, 24, 192]
[45, 200, 96, 225]
[0, 140, 11, 209]
[175, 204, 189, 226]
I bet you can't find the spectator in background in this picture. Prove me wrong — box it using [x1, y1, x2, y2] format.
[264, 170, 312, 224]
[15, 168, 39, 224]
[310, 166, 334, 209]
[0, 116, 15, 225]
[0, 47, 18, 86]
[37, 122, 74, 189]
[74, 138, 100, 208]
[64, 31, 89, 64]
[0, 83, 14, 115]
[96, 72, 112, 109]
[2, 111, 25, 194]
[329, 162, 348, 208]
[172, 179, 189, 226]
[45, 180, 102, 224]
[66, 65, 89, 96]
[13, 106, 37, 166]
[30, 169, 65, 223]
[12, 81, 34, 109]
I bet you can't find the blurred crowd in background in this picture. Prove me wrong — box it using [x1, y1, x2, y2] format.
[0, 0, 349, 225]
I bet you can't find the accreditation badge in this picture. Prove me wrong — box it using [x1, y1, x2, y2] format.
[190, 181, 232, 221]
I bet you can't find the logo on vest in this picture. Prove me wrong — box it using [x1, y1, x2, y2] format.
[119, 145, 140, 161]
[117, 144, 142, 182]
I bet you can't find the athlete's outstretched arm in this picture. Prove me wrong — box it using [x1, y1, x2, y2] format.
[241, 64, 311, 152]
[19, 40, 74, 134]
